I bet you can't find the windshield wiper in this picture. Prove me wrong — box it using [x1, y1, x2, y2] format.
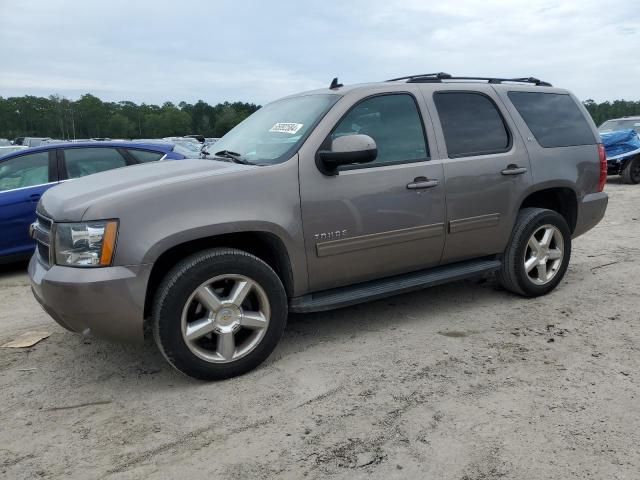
[214, 150, 253, 165]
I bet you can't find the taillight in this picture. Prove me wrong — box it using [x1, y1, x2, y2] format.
[597, 143, 607, 192]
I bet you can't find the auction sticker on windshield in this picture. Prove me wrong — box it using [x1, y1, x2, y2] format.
[270, 123, 304, 134]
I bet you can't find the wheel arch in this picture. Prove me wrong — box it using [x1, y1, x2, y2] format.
[143, 231, 295, 320]
[518, 186, 578, 234]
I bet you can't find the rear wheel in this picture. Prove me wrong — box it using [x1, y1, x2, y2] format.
[497, 208, 571, 297]
[152, 248, 287, 380]
[621, 156, 640, 184]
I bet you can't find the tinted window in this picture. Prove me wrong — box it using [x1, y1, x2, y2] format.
[434, 92, 510, 157]
[0, 151, 50, 192]
[508, 92, 595, 148]
[332, 94, 428, 167]
[127, 149, 164, 163]
[64, 148, 127, 179]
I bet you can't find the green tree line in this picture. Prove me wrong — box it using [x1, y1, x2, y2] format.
[0, 93, 638, 140]
[0, 94, 259, 140]
[583, 99, 640, 126]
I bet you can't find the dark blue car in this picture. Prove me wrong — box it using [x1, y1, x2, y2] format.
[0, 141, 187, 262]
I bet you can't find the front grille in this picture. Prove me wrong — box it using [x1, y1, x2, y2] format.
[36, 213, 53, 230]
[33, 213, 53, 267]
[37, 242, 50, 263]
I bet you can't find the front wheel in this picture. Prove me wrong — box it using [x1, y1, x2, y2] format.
[152, 248, 287, 380]
[621, 156, 640, 184]
[497, 208, 571, 297]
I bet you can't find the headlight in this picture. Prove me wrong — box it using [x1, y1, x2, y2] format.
[54, 220, 118, 267]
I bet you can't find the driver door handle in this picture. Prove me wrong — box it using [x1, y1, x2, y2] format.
[407, 177, 439, 189]
[501, 164, 528, 176]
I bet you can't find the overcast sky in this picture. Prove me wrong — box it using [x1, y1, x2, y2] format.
[1, 0, 638, 105]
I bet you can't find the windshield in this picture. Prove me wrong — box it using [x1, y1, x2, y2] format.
[598, 119, 640, 134]
[209, 94, 340, 165]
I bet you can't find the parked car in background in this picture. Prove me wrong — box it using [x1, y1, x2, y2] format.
[12, 137, 25, 146]
[0, 145, 28, 158]
[598, 116, 640, 184]
[22, 137, 52, 147]
[29, 73, 607, 380]
[0, 139, 11, 146]
[0, 141, 187, 263]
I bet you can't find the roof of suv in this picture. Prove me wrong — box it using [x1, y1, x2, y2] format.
[289, 74, 568, 99]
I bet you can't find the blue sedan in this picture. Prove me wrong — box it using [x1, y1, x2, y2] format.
[0, 141, 187, 263]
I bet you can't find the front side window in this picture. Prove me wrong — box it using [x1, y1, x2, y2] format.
[63, 148, 127, 179]
[0, 151, 50, 192]
[508, 92, 595, 148]
[332, 94, 428, 167]
[211, 94, 340, 165]
[434, 92, 510, 158]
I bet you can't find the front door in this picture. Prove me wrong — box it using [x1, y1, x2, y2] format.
[299, 92, 446, 292]
[0, 150, 58, 258]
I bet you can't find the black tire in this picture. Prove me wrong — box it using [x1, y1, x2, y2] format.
[497, 208, 571, 297]
[152, 248, 287, 380]
[621, 156, 640, 184]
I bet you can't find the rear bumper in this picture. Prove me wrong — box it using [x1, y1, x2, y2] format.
[573, 192, 608, 238]
[29, 255, 151, 343]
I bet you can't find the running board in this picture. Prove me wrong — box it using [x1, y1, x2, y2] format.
[289, 258, 501, 313]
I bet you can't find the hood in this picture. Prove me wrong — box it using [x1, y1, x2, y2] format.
[39, 158, 254, 221]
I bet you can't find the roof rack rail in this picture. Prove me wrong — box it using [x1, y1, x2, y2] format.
[386, 73, 552, 87]
[386, 72, 452, 82]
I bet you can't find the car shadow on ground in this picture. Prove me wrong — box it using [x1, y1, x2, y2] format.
[2, 275, 508, 391]
[0, 258, 29, 277]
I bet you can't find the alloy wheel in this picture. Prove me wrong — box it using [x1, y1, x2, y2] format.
[523, 224, 564, 285]
[180, 274, 270, 363]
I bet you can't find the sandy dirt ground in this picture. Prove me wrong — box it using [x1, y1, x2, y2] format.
[0, 178, 638, 480]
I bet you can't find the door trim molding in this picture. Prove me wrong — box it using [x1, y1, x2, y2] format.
[316, 223, 444, 258]
[449, 213, 500, 234]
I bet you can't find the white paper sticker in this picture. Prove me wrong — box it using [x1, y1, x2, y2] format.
[634, 122, 640, 127]
[269, 122, 304, 134]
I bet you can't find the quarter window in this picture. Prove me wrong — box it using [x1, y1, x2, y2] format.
[63, 148, 127, 179]
[127, 149, 165, 163]
[332, 94, 428, 167]
[508, 92, 595, 148]
[434, 92, 510, 158]
[0, 151, 50, 192]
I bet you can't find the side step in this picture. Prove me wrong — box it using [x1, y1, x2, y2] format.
[289, 258, 501, 313]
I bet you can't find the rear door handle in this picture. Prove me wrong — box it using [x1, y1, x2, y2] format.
[407, 177, 439, 189]
[501, 165, 528, 176]
[29, 194, 41, 202]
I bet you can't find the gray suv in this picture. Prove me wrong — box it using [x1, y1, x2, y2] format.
[29, 73, 609, 380]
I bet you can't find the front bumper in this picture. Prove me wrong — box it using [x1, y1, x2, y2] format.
[29, 255, 152, 343]
[573, 192, 608, 238]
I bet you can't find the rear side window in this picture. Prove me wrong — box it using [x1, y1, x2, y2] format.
[127, 149, 164, 163]
[63, 148, 127, 179]
[508, 92, 595, 148]
[434, 92, 510, 158]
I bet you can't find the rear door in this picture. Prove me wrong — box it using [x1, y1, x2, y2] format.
[0, 150, 58, 257]
[421, 84, 532, 263]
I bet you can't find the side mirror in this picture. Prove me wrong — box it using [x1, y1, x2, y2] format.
[317, 134, 377, 175]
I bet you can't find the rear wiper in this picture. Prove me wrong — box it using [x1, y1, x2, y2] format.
[214, 150, 253, 165]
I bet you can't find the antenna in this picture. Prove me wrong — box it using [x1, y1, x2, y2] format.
[329, 77, 343, 89]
